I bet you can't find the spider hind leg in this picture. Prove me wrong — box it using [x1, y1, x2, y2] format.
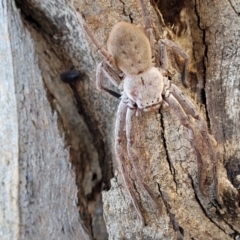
[159, 39, 189, 86]
[136, 0, 155, 60]
[78, 13, 121, 73]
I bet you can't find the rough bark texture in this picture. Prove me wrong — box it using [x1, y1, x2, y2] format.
[1, 0, 240, 239]
[1, 1, 93, 239]
[0, 2, 19, 239]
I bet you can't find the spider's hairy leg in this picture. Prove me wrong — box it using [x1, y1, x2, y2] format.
[115, 101, 145, 227]
[135, 0, 155, 58]
[164, 93, 205, 194]
[198, 118, 220, 202]
[160, 39, 189, 86]
[159, 41, 169, 75]
[96, 61, 122, 98]
[126, 107, 162, 216]
[170, 83, 220, 201]
[78, 13, 118, 71]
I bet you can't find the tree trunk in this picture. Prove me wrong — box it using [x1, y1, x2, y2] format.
[1, 0, 239, 239]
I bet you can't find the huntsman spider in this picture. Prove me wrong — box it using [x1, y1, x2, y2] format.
[79, 0, 219, 225]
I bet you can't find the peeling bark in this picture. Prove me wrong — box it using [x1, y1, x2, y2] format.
[1, 0, 240, 239]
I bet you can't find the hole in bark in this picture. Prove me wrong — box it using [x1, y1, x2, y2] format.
[92, 173, 97, 181]
[179, 226, 184, 236]
[157, 0, 186, 36]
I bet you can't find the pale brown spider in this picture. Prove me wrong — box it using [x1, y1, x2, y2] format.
[79, 0, 219, 226]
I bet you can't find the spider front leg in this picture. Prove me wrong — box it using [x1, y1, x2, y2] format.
[163, 92, 205, 194]
[126, 107, 162, 216]
[159, 39, 189, 86]
[169, 83, 220, 202]
[115, 100, 145, 227]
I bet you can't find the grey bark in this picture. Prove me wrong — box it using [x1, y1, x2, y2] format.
[1, 0, 240, 240]
[1, 1, 94, 239]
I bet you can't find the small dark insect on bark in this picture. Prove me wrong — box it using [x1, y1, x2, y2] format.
[60, 69, 83, 83]
[60, 69, 121, 98]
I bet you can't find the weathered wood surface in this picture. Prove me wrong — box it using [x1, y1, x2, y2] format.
[0, 1, 19, 239]
[1, 0, 93, 239]
[1, 0, 240, 239]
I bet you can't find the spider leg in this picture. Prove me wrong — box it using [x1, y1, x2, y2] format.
[96, 61, 122, 98]
[158, 40, 169, 75]
[78, 13, 120, 72]
[115, 101, 145, 226]
[136, 0, 155, 58]
[98, 61, 122, 88]
[164, 92, 205, 194]
[79, 14, 124, 97]
[169, 83, 220, 201]
[126, 107, 162, 215]
[159, 39, 189, 86]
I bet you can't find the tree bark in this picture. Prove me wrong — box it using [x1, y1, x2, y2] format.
[1, 0, 240, 239]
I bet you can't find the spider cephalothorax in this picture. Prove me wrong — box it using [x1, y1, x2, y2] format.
[79, 0, 219, 226]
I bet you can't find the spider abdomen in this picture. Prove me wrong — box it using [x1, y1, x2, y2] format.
[107, 22, 152, 76]
[124, 67, 164, 110]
